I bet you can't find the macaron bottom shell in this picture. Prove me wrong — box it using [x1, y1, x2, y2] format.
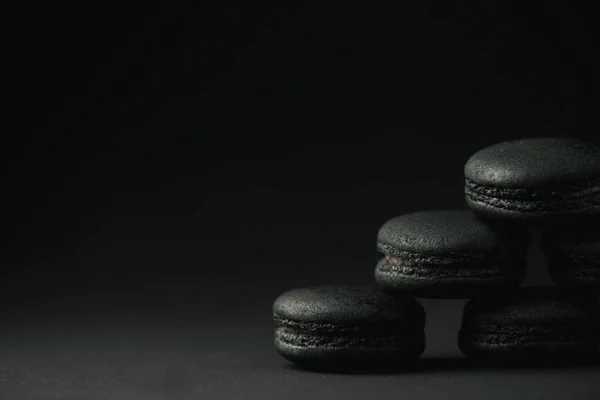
[374, 258, 526, 299]
[274, 328, 425, 372]
[458, 287, 600, 366]
[464, 185, 600, 223]
[548, 260, 600, 293]
[458, 334, 600, 367]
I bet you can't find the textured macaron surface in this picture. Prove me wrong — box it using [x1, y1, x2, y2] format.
[461, 287, 600, 328]
[541, 228, 600, 285]
[464, 138, 600, 189]
[377, 210, 530, 261]
[459, 287, 600, 354]
[273, 286, 426, 366]
[273, 286, 424, 328]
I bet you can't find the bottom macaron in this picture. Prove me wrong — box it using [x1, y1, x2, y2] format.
[458, 287, 600, 364]
[273, 286, 425, 371]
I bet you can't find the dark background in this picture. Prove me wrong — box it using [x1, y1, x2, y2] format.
[1, 3, 599, 399]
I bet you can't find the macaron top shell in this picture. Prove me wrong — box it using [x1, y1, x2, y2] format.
[464, 138, 600, 189]
[273, 286, 424, 326]
[462, 287, 600, 327]
[377, 210, 530, 257]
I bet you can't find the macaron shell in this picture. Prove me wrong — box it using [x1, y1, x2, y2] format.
[540, 227, 600, 289]
[547, 269, 600, 292]
[459, 287, 600, 363]
[375, 260, 526, 300]
[275, 333, 425, 370]
[377, 210, 530, 257]
[464, 138, 600, 189]
[458, 333, 599, 361]
[273, 286, 425, 326]
[273, 286, 427, 371]
[541, 227, 600, 256]
[465, 195, 600, 222]
[461, 287, 600, 328]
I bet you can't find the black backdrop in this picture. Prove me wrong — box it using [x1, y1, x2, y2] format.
[1, 3, 599, 399]
[6, 3, 599, 265]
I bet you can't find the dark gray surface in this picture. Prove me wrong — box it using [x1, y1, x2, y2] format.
[3, 186, 599, 399]
[2, 298, 599, 400]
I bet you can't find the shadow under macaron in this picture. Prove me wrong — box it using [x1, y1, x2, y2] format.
[419, 352, 600, 372]
[284, 358, 421, 375]
[282, 353, 600, 375]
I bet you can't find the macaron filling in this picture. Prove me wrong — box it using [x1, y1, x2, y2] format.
[273, 314, 424, 350]
[556, 255, 600, 277]
[376, 241, 526, 265]
[273, 314, 420, 337]
[465, 179, 600, 213]
[275, 327, 420, 349]
[462, 323, 597, 346]
[376, 257, 506, 279]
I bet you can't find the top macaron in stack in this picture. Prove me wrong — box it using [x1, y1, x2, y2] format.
[273, 138, 600, 372]
[464, 137, 600, 223]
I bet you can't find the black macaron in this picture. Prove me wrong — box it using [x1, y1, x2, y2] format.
[541, 222, 600, 292]
[375, 210, 531, 299]
[273, 286, 425, 371]
[458, 287, 600, 364]
[464, 138, 600, 222]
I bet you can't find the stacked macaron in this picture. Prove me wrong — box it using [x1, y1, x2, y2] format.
[273, 137, 600, 371]
[457, 138, 600, 361]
